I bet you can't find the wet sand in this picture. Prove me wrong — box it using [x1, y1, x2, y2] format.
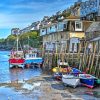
[0, 73, 100, 100]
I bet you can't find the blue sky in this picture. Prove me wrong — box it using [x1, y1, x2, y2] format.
[0, 0, 86, 39]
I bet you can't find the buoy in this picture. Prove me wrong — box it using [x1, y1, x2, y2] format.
[52, 68, 57, 73]
[52, 67, 59, 73]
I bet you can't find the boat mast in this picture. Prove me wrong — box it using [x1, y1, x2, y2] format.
[17, 31, 19, 52]
[28, 36, 29, 51]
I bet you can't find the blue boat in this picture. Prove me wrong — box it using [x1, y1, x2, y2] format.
[24, 51, 43, 68]
[79, 74, 97, 89]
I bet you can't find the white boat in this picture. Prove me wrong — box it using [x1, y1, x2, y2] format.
[62, 74, 80, 88]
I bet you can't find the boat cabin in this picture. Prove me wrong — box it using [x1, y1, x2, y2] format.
[25, 53, 38, 58]
[10, 51, 24, 59]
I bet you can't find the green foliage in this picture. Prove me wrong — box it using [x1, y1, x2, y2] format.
[0, 38, 5, 43]
[62, 12, 71, 18]
[5, 35, 17, 46]
[7, 35, 16, 42]
[0, 30, 42, 50]
[19, 30, 42, 48]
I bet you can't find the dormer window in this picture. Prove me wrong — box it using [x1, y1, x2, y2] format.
[75, 21, 82, 31]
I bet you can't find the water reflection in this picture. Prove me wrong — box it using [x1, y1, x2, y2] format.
[85, 91, 100, 98]
[9, 67, 42, 83]
[9, 68, 23, 83]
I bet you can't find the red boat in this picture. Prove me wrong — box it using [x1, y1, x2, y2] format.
[9, 32, 25, 67]
[9, 51, 25, 66]
[9, 58, 25, 65]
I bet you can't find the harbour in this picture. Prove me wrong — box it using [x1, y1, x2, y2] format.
[0, 51, 100, 100]
[0, 0, 100, 100]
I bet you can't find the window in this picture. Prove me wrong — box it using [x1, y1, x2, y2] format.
[42, 29, 44, 32]
[75, 21, 82, 31]
[63, 24, 67, 29]
[50, 27, 52, 30]
[55, 25, 57, 28]
[72, 43, 74, 52]
[76, 22, 81, 28]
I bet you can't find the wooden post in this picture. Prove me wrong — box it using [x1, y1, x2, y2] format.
[95, 48, 100, 76]
[77, 42, 82, 69]
[97, 63, 100, 78]
[82, 41, 87, 71]
[90, 42, 97, 74]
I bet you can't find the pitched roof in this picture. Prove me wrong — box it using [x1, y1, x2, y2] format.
[66, 15, 80, 20]
[86, 22, 100, 32]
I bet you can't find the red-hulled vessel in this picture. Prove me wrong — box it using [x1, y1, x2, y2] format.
[9, 32, 25, 67]
[9, 51, 25, 66]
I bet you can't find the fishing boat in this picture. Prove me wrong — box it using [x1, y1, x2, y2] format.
[9, 51, 25, 66]
[24, 50, 43, 68]
[9, 32, 25, 68]
[62, 74, 80, 88]
[79, 74, 97, 89]
[53, 72, 62, 81]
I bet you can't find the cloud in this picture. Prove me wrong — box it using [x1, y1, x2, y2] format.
[0, 0, 71, 28]
[0, 0, 80, 38]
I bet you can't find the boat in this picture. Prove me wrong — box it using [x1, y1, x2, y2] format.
[79, 74, 97, 89]
[53, 72, 62, 81]
[62, 74, 80, 88]
[71, 68, 82, 76]
[24, 50, 43, 68]
[9, 33, 25, 68]
[9, 51, 25, 66]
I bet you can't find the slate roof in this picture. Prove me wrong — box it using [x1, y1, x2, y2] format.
[86, 22, 100, 32]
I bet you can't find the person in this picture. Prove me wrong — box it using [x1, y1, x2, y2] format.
[87, 43, 92, 54]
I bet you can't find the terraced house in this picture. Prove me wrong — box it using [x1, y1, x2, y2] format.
[80, 0, 100, 21]
[40, 15, 92, 53]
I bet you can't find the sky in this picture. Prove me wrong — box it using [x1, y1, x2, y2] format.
[0, 0, 86, 39]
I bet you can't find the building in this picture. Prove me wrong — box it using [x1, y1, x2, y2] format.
[11, 28, 20, 35]
[20, 26, 32, 34]
[80, 0, 100, 21]
[70, 0, 82, 17]
[86, 22, 100, 52]
[40, 15, 92, 53]
[31, 21, 41, 31]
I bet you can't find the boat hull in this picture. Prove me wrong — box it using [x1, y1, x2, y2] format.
[25, 58, 43, 64]
[9, 58, 25, 65]
[79, 74, 97, 89]
[53, 72, 62, 81]
[62, 75, 80, 88]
